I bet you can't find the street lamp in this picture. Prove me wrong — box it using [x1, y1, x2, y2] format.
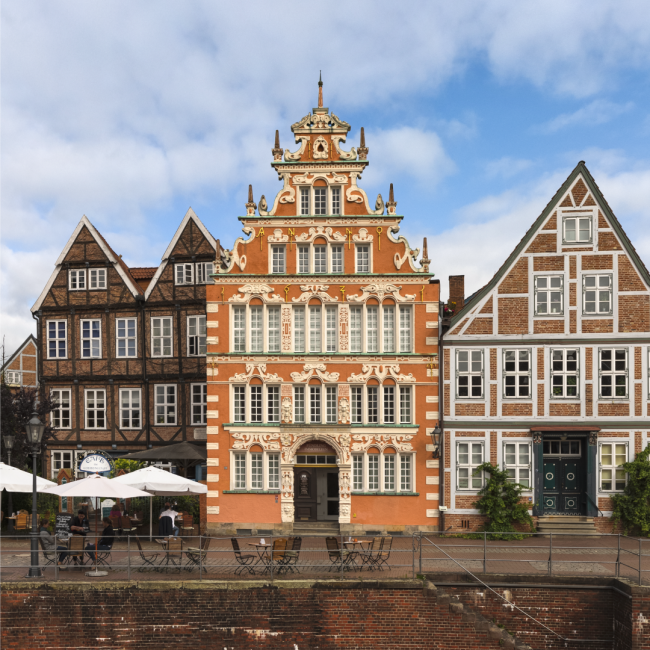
[25, 411, 45, 578]
[429, 425, 442, 459]
[3, 434, 16, 533]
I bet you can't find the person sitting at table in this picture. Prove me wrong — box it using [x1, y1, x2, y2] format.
[68, 510, 89, 565]
[39, 517, 59, 560]
[159, 504, 179, 537]
[85, 518, 115, 560]
[110, 503, 122, 517]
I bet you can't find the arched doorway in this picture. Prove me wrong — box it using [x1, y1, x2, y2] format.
[293, 441, 339, 522]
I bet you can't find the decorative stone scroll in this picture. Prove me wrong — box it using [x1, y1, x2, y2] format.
[331, 135, 357, 160]
[229, 364, 284, 382]
[231, 432, 281, 450]
[339, 397, 350, 425]
[352, 227, 373, 243]
[351, 434, 414, 453]
[281, 397, 292, 423]
[294, 226, 346, 243]
[223, 227, 254, 272]
[312, 135, 329, 159]
[338, 304, 349, 352]
[284, 136, 309, 161]
[229, 284, 284, 303]
[347, 364, 416, 383]
[290, 363, 340, 383]
[292, 285, 339, 303]
[388, 226, 422, 272]
[346, 283, 416, 303]
[346, 172, 365, 204]
[278, 173, 296, 204]
[267, 229, 289, 243]
[281, 305, 292, 351]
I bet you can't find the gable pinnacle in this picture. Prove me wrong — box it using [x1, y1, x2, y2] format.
[358, 126, 368, 159]
[272, 129, 283, 161]
[421, 237, 430, 273]
[386, 183, 397, 215]
[245, 184, 257, 216]
[318, 71, 323, 108]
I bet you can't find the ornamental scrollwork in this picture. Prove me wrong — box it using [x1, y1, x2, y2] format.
[294, 226, 346, 243]
[229, 284, 284, 303]
[346, 283, 416, 303]
[290, 363, 340, 383]
[292, 285, 339, 303]
[229, 364, 284, 382]
[351, 434, 414, 453]
[231, 432, 281, 450]
[347, 364, 416, 383]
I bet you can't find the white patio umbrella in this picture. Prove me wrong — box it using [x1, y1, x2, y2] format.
[0, 462, 56, 492]
[112, 466, 207, 540]
[44, 473, 151, 576]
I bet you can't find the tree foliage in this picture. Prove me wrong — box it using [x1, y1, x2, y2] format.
[471, 462, 535, 540]
[110, 458, 145, 477]
[611, 445, 650, 537]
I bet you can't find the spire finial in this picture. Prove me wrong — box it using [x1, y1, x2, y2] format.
[421, 237, 431, 273]
[318, 71, 323, 108]
[275, 130, 280, 149]
[386, 183, 397, 215]
[358, 127, 368, 159]
[248, 184, 254, 203]
[389, 183, 394, 203]
[360, 127, 365, 148]
[272, 130, 283, 160]
[245, 184, 257, 215]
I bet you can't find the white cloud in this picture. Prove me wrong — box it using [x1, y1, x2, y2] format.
[537, 100, 634, 133]
[485, 157, 533, 179]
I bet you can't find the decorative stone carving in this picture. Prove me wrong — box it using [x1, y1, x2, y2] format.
[281, 305, 292, 352]
[589, 431, 598, 446]
[312, 135, 329, 159]
[338, 304, 349, 352]
[532, 432, 543, 445]
[339, 472, 351, 499]
[346, 283, 416, 303]
[331, 135, 357, 160]
[347, 364, 416, 383]
[281, 502, 294, 523]
[351, 434, 414, 452]
[292, 285, 339, 303]
[290, 363, 340, 383]
[229, 284, 284, 303]
[278, 173, 296, 204]
[352, 227, 373, 243]
[339, 397, 350, 424]
[267, 228, 289, 243]
[295, 226, 346, 243]
[281, 470, 293, 497]
[229, 364, 284, 382]
[346, 171, 365, 204]
[223, 227, 254, 272]
[231, 432, 281, 450]
[285, 136, 309, 161]
[339, 431, 351, 451]
[281, 397, 292, 423]
[339, 502, 351, 520]
[372, 194, 385, 216]
[280, 432, 292, 448]
[258, 195, 269, 216]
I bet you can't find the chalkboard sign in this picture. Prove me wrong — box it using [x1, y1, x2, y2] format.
[55, 513, 73, 539]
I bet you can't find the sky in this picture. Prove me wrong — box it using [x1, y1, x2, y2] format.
[2, 1, 650, 352]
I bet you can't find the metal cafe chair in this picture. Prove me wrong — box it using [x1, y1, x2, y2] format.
[159, 537, 183, 572]
[65, 535, 86, 567]
[271, 538, 288, 573]
[325, 536, 355, 571]
[361, 536, 384, 571]
[38, 537, 57, 567]
[231, 538, 256, 576]
[180, 515, 195, 537]
[375, 535, 392, 570]
[279, 537, 302, 574]
[185, 536, 211, 573]
[135, 536, 160, 572]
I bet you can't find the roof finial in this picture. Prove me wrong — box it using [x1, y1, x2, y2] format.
[386, 183, 397, 215]
[272, 129, 283, 161]
[318, 71, 323, 108]
[248, 184, 254, 203]
[358, 127, 368, 159]
[245, 184, 257, 216]
[421, 237, 431, 273]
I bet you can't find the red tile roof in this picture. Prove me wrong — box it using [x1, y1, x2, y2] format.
[129, 267, 158, 280]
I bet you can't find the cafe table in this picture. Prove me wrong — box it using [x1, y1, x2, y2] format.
[155, 537, 184, 570]
[343, 539, 370, 570]
[248, 542, 272, 573]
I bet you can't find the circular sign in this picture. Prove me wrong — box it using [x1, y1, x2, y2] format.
[545, 472, 554, 480]
[567, 473, 575, 481]
[78, 452, 113, 474]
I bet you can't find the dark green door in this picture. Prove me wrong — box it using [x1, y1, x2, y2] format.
[543, 460, 582, 514]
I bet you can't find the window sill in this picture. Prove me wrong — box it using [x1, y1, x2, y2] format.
[533, 314, 564, 318]
[223, 490, 281, 494]
[216, 352, 424, 357]
[352, 492, 420, 496]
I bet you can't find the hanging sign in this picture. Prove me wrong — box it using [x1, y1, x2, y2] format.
[77, 450, 115, 476]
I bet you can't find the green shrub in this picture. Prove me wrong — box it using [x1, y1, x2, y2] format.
[611, 445, 650, 537]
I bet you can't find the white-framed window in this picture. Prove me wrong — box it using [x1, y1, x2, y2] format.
[267, 386, 280, 423]
[251, 452, 263, 489]
[399, 306, 412, 353]
[456, 350, 484, 398]
[457, 441, 484, 490]
[294, 385, 305, 423]
[400, 386, 412, 424]
[583, 274, 612, 315]
[314, 187, 327, 215]
[353, 455, 364, 491]
[351, 386, 362, 424]
[326, 385, 337, 424]
[233, 306, 246, 353]
[400, 454, 413, 492]
[81, 319, 102, 359]
[268, 454, 280, 489]
[151, 317, 173, 357]
[599, 348, 628, 398]
[384, 454, 395, 491]
[551, 349, 579, 398]
[352, 451, 410, 493]
[331, 187, 341, 215]
[309, 306, 321, 353]
[503, 442, 531, 489]
[155, 384, 177, 425]
[47, 320, 67, 359]
[325, 306, 337, 353]
[367, 386, 378, 423]
[300, 187, 310, 215]
[69, 269, 86, 290]
[116, 318, 137, 358]
[383, 385, 395, 424]
[272, 246, 286, 274]
[599, 442, 628, 492]
[250, 306, 263, 353]
[367, 306, 378, 353]
[535, 275, 563, 316]
[250, 385, 263, 423]
[89, 268, 106, 290]
[503, 349, 531, 398]
[188, 315, 206, 356]
[120, 388, 141, 429]
[298, 245, 310, 274]
[5, 371, 21, 385]
[331, 245, 343, 273]
[563, 214, 592, 244]
[231, 451, 281, 491]
[356, 245, 370, 273]
[191, 383, 207, 425]
[234, 385, 246, 422]
[85, 389, 106, 429]
[268, 307, 281, 353]
[310, 385, 321, 423]
[234, 453, 246, 489]
[383, 306, 395, 353]
[294, 307, 305, 353]
[196, 262, 214, 284]
[175, 263, 194, 285]
[350, 306, 362, 353]
[51, 389, 71, 429]
[368, 453, 380, 491]
[314, 245, 327, 274]
[51, 451, 73, 479]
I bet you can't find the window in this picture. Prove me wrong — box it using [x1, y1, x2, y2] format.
[250, 306, 263, 353]
[535, 276, 563, 315]
[196, 262, 214, 284]
[600, 443, 627, 491]
[234, 386, 246, 422]
[384, 454, 395, 491]
[503, 442, 531, 489]
[233, 307, 246, 353]
[268, 454, 280, 489]
[356, 245, 370, 273]
[89, 269, 106, 290]
[367, 306, 378, 353]
[250, 386, 262, 423]
[85, 389, 106, 429]
[5, 371, 20, 385]
[272, 246, 286, 274]
[300, 187, 310, 215]
[331, 187, 341, 215]
[326, 385, 337, 424]
[314, 245, 327, 274]
[268, 308, 280, 353]
[350, 306, 362, 353]
[399, 387, 412, 424]
[367, 386, 378, 423]
[116, 318, 137, 357]
[503, 349, 531, 398]
[383, 306, 395, 353]
[331, 246, 343, 273]
[309, 385, 321, 423]
[543, 439, 581, 455]
[383, 385, 395, 423]
[155, 385, 177, 425]
[551, 349, 579, 398]
[599, 349, 628, 398]
[353, 456, 364, 491]
[294, 307, 305, 353]
[298, 246, 310, 274]
[351, 386, 362, 424]
[151, 317, 173, 357]
[457, 442, 484, 489]
[457, 350, 483, 398]
[51, 389, 71, 429]
[583, 275, 612, 315]
[563, 215, 592, 243]
[120, 389, 141, 429]
[51, 451, 73, 479]
[314, 187, 327, 215]
[188, 315, 206, 356]
[251, 453, 263, 489]
[326, 306, 337, 353]
[399, 307, 412, 353]
[175, 263, 194, 285]
[69, 269, 85, 290]
[368, 454, 379, 491]
[234, 453, 246, 489]
[192, 383, 207, 425]
[81, 320, 101, 359]
[400, 455, 412, 492]
[267, 386, 280, 423]
[47, 321, 67, 359]
[309, 306, 321, 353]
[294, 385, 305, 423]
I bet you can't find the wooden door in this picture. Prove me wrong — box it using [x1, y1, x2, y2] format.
[543, 459, 582, 514]
[294, 468, 317, 521]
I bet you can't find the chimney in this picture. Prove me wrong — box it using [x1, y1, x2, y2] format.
[448, 275, 465, 312]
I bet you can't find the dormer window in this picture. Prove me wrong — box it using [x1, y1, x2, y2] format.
[175, 263, 194, 285]
[563, 214, 592, 244]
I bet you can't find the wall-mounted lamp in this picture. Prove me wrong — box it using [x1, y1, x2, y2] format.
[429, 425, 442, 459]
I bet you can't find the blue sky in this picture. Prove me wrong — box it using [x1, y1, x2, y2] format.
[2, 1, 650, 351]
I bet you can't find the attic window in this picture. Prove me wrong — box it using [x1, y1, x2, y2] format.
[69, 269, 86, 290]
[89, 269, 106, 290]
[563, 214, 592, 244]
[175, 263, 194, 285]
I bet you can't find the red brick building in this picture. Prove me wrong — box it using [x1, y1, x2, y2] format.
[1, 335, 38, 390]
